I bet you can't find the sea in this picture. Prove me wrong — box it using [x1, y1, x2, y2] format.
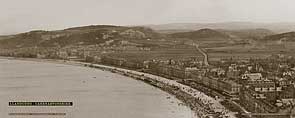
[0, 58, 194, 118]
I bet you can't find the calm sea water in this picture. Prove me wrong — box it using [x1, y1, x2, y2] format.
[0, 59, 194, 118]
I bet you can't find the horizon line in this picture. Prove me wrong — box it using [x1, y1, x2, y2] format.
[2, 21, 295, 35]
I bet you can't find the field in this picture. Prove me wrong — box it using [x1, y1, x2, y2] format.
[110, 36, 295, 62]
[107, 44, 203, 61]
[205, 43, 295, 61]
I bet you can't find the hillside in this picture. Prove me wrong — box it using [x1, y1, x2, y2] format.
[169, 28, 230, 40]
[0, 25, 205, 62]
[0, 25, 161, 49]
[219, 28, 275, 40]
[262, 32, 295, 42]
[168, 28, 233, 48]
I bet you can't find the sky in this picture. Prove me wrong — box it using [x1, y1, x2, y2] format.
[0, 0, 295, 34]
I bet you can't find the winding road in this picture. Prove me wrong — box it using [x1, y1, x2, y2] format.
[193, 43, 209, 66]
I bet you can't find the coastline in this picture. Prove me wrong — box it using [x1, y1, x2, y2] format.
[0, 56, 237, 118]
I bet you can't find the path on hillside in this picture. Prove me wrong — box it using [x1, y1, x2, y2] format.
[193, 43, 209, 66]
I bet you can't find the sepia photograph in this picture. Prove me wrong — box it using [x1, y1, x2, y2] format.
[1, 0, 295, 118]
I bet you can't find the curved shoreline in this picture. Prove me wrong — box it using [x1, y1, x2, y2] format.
[0, 57, 236, 118]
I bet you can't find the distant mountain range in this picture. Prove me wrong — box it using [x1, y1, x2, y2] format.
[169, 28, 230, 40]
[147, 22, 295, 33]
[1, 23, 295, 50]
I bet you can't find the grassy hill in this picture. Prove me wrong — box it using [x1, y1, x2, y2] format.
[0, 25, 162, 49]
[169, 28, 230, 39]
[1, 24, 295, 61]
[218, 28, 275, 40]
[262, 32, 295, 42]
[168, 28, 234, 48]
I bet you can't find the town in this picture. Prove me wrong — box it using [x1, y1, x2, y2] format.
[1, 25, 295, 118]
[1, 44, 295, 118]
